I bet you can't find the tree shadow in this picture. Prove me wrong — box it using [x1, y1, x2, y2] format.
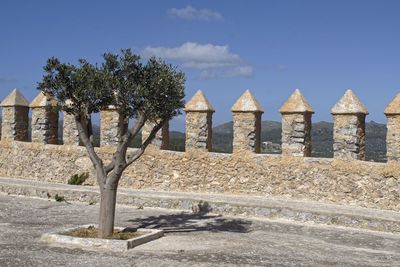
[127, 202, 252, 234]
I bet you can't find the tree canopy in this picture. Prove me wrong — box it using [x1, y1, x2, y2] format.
[38, 49, 185, 123]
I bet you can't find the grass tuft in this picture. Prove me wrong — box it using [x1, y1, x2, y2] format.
[68, 173, 89, 185]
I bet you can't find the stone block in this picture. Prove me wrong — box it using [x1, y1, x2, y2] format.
[231, 90, 263, 154]
[29, 92, 59, 144]
[280, 89, 314, 157]
[100, 108, 128, 147]
[63, 113, 81, 145]
[184, 90, 214, 152]
[385, 93, 400, 161]
[0, 89, 29, 141]
[331, 90, 368, 160]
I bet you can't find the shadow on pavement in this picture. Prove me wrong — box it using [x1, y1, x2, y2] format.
[128, 202, 252, 233]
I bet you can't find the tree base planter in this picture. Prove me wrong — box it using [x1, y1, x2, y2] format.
[40, 225, 164, 251]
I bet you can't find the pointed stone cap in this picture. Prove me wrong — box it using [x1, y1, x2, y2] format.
[331, 89, 369, 115]
[0, 88, 30, 107]
[279, 89, 314, 114]
[231, 90, 264, 113]
[384, 93, 400, 115]
[184, 90, 214, 112]
[30, 91, 58, 108]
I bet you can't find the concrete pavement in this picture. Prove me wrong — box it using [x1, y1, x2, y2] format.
[1, 194, 400, 266]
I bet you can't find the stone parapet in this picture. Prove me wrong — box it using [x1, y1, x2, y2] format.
[100, 107, 128, 147]
[142, 120, 169, 149]
[62, 99, 81, 145]
[385, 93, 400, 161]
[63, 112, 81, 145]
[0, 140, 399, 212]
[231, 90, 263, 154]
[280, 89, 314, 157]
[184, 90, 214, 152]
[30, 92, 59, 144]
[0, 89, 29, 141]
[331, 90, 368, 160]
[1, 88, 400, 214]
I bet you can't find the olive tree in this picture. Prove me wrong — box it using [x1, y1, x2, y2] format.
[38, 49, 185, 238]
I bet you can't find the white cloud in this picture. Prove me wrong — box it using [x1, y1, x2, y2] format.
[143, 42, 240, 69]
[167, 5, 223, 21]
[200, 66, 253, 80]
[142, 42, 253, 79]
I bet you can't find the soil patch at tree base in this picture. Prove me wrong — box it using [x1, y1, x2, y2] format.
[41, 224, 164, 251]
[65, 225, 143, 240]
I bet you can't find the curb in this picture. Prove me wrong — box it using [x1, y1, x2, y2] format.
[40, 224, 164, 251]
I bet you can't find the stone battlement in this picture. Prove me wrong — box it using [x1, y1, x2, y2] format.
[0, 89, 399, 212]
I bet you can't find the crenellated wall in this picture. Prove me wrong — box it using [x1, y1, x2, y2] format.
[0, 88, 399, 212]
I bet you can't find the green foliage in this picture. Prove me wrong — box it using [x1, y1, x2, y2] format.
[54, 194, 66, 202]
[37, 49, 185, 124]
[38, 58, 110, 116]
[68, 172, 89, 185]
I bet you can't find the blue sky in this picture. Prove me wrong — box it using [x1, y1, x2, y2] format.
[0, 0, 399, 130]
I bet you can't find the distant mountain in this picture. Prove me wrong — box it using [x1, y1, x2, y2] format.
[365, 121, 387, 161]
[169, 131, 185, 151]
[210, 120, 387, 162]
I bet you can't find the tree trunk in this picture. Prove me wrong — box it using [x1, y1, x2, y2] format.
[98, 185, 118, 238]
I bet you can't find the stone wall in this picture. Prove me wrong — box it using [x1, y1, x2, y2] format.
[1, 88, 400, 213]
[31, 108, 59, 144]
[1, 107, 29, 141]
[281, 113, 312, 157]
[185, 112, 213, 151]
[333, 115, 366, 160]
[386, 115, 400, 161]
[232, 112, 261, 153]
[63, 113, 80, 146]
[0, 140, 398, 212]
[100, 109, 128, 147]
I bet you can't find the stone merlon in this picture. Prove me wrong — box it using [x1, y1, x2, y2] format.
[231, 90, 264, 113]
[30, 92, 58, 108]
[331, 89, 369, 115]
[384, 93, 400, 115]
[279, 89, 314, 114]
[184, 90, 214, 112]
[0, 88, 29, 107]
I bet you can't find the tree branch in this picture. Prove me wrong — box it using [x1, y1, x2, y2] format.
[103, 112, 146, 175]
[126, 111, 147, 144]
[75, 114, 106, 187]
[125, 118, 166, 167]
[104, 160, 115, 175]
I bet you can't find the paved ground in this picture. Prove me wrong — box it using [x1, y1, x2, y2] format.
[0, 194, 400, 267]
[2, 176, 400, 235]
